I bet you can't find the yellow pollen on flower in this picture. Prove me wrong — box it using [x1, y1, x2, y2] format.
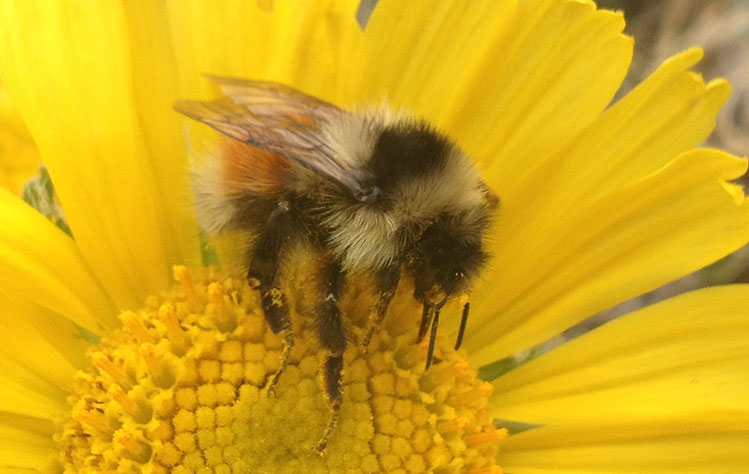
[109, 385, 138, 414]
[159, 303, 188, 354]
[92, 353, 131, 388]
[438, 415, 471, 432]
[120, 310, 153, 344]
[174, 264, 203, 311]
[466, 429, 509, 448]
[72, 406, 110, 434]
[116, 432, 153, 463]
[50, 267, 505, 473]
[208, 282, 236, 332]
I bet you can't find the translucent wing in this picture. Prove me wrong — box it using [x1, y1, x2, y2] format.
[206, 75, 341, 124]
[175, 77, 373, 200]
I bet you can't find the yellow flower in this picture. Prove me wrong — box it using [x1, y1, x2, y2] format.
[0, 0, 748, 473]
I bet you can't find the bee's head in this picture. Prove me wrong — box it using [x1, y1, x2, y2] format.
[407, 212, 489, 305]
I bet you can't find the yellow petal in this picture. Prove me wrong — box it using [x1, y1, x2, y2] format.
[166, 0, 362, 102]
[0, 283, 87, 421]
[0, 412, 55, 470]
[166, 0, 363, 162]
[497, 288, 749, 472]
[0, 1, 199, 309]
[0, 189, 116, 331]
[362, 0, 632, 179]
[498, 419, 749, 474]
[358, 0, 517, 112]
[0, 470, 47, 474]
[0, 302, 77, 418]
[531, 49, 731, 209]
[0, 293, 88, 381]
[490, 285, 749, 426]
[468, 50, 734, 357]
[121, 2, 201, 272]
[467, 149, 749, 365]
[0, 354, 67, 420]
[0, 83, 39, 195]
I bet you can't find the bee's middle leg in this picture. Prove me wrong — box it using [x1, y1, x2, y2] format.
[248, 200, 296, 395]
[315, 259, 347, 453]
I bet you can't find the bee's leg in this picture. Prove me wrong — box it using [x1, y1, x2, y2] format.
[454, 301, 470, 350]
[416, 302, 433, 343]
[425, 297, 447, 370]
[363, 264, 400, 347]
[315, 259, 347, 453]
[247, 200, 295, 395]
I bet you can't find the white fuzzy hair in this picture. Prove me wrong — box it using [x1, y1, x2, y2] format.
[191, 148, 239, 234]
[309, 108, 488, 272]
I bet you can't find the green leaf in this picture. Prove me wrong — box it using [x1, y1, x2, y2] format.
[22, 165, 73, 237]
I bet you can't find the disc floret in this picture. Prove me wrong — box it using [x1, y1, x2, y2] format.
[52, 266, 505, 473]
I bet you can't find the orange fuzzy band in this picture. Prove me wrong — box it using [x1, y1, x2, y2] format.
[220, 140, 292, 195]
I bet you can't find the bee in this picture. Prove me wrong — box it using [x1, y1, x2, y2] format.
[175, 77, 497, 451]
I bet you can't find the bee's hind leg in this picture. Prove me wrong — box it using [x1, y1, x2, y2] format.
[363, 263, 400, 348]
[315, 259, 347, 453]
[247, 200, 296, 396]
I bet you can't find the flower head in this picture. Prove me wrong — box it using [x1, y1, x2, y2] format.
[0, 1, 748, 473]
[55, 266, 503, 473]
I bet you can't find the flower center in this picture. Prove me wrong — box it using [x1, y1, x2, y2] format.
[50, 265, 505, 473]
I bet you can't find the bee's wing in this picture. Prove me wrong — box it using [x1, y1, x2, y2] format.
[174, 78, 372, 200]
[205, 76, 341, 123]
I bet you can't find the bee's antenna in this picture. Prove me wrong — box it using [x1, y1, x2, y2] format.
[425, 298, 447, 370]
[454, 301, 470, 350]
[416, 303, 433, 343]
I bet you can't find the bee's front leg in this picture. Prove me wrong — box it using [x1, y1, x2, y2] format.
[247, 200, 296, 395]
[315, 259, 347, 453]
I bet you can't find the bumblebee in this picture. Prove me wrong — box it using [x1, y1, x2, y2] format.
[175, 77, 497, 450]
